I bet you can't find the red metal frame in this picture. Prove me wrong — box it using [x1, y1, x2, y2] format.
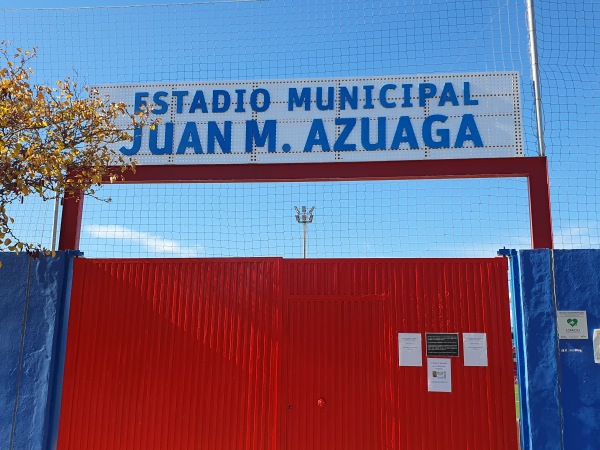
[58, 156, 553, 250]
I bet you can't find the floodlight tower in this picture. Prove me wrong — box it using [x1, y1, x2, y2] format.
[294, 206, 314, 259]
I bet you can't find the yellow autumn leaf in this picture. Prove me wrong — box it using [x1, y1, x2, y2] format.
[0, 43, 151, 254]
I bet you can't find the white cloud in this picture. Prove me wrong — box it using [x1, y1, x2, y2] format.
[554, 221, 600, 248]
[554, 220, 600, 249]
[85, 224, 202, 257]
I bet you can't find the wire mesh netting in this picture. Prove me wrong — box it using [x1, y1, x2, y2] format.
[78, 179, 532, 258]
[0, 0, 598, 257]
[534, 0, 600, 248]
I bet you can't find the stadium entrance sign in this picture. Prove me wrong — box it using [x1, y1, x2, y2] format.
[97, 73, 523, 165]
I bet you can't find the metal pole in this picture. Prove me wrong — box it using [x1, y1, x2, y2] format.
[526, 0, 546, 157]
[50, 195, 60, 251]
[303, 222, 307, 259]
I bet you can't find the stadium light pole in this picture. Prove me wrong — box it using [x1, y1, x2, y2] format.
[294, 206, 314, 258]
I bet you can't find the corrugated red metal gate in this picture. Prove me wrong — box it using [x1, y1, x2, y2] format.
[58, 257, 517, 449]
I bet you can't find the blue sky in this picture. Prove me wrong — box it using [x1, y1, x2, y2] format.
[1, 0, 598, 258]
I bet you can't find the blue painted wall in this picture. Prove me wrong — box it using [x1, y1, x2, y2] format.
[516, 249, 600, 450]
[0, 252, 75, 450]
[553, 250, 600, 449]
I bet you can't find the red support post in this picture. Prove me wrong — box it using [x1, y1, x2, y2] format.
[58, 192, 84, 251]
[527, 157, 554, 249]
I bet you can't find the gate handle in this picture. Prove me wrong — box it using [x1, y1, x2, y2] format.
[317, 398, 325, 408]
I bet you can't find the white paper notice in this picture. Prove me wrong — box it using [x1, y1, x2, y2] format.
[398, 333, 422, 366]
[463, 333, 488, 367]
[427, 358, 452, 392]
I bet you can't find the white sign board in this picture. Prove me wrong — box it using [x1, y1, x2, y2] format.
[398, 333, 423, 366]
[557, 311, 589, 340]
[463, 333, 488, 367]
[95, 72, 523, 165]
[427, 358, 452, 393]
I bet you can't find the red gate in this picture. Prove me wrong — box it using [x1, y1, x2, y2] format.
[58, 257, 517, 449]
